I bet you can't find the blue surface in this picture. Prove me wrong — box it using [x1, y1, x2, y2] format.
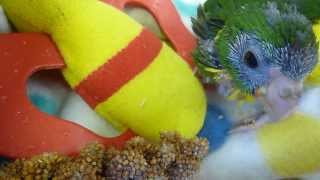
[198, 105, 232, 152]
[29, 94, 60, 115]
[172, 0, 203, 30]
[173, 0, 198, 17]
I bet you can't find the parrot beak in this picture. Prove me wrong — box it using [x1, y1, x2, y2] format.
[261, 67, 303, 121]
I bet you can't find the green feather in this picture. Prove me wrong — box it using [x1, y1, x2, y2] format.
[204, 0, 320, 23]
[280, 0, 320, 22]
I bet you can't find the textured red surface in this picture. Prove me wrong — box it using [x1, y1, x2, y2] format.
[0, 33, 134, 158]
[76, 29, 162, 108]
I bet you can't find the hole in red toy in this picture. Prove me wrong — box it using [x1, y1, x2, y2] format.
[124, 5, 174, 48]
[27, 70, 122, 138]
[27, 70, 69, 115]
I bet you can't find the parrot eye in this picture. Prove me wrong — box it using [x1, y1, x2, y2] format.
[244, 51, 258, 68]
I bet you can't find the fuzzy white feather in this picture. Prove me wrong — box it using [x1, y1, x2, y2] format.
[60, 92, 121, 137]
[198, 131, 278, 180]
[298, 87, 320, 119]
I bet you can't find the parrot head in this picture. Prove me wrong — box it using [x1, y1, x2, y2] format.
[192, 2, 318, 121]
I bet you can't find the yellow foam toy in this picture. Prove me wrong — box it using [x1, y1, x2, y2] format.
[258, 112, 320, 177]
[306, 22, 320, 85]
[0, 0, 206, 141]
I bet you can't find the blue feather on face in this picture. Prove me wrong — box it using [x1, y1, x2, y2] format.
[227, 32, 318, 94]
[227, 33, 272, 93]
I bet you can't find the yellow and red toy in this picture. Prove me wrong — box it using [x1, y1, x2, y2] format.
[0, 0, 206, 158]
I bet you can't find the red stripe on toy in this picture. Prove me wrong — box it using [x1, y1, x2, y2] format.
[75, 28, 162, 108]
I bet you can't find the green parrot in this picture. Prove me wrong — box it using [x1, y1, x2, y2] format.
[192, 0, 320, 130]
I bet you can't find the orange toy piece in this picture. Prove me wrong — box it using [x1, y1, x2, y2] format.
[0, 33, 135, 158]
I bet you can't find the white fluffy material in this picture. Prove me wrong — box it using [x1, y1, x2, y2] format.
[0, 6, 11, 33]
[303, 173, 320, 180]
[198, 131, 277, 180]
[60, 92, 121, 137]
[298, 88, 320, 119]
